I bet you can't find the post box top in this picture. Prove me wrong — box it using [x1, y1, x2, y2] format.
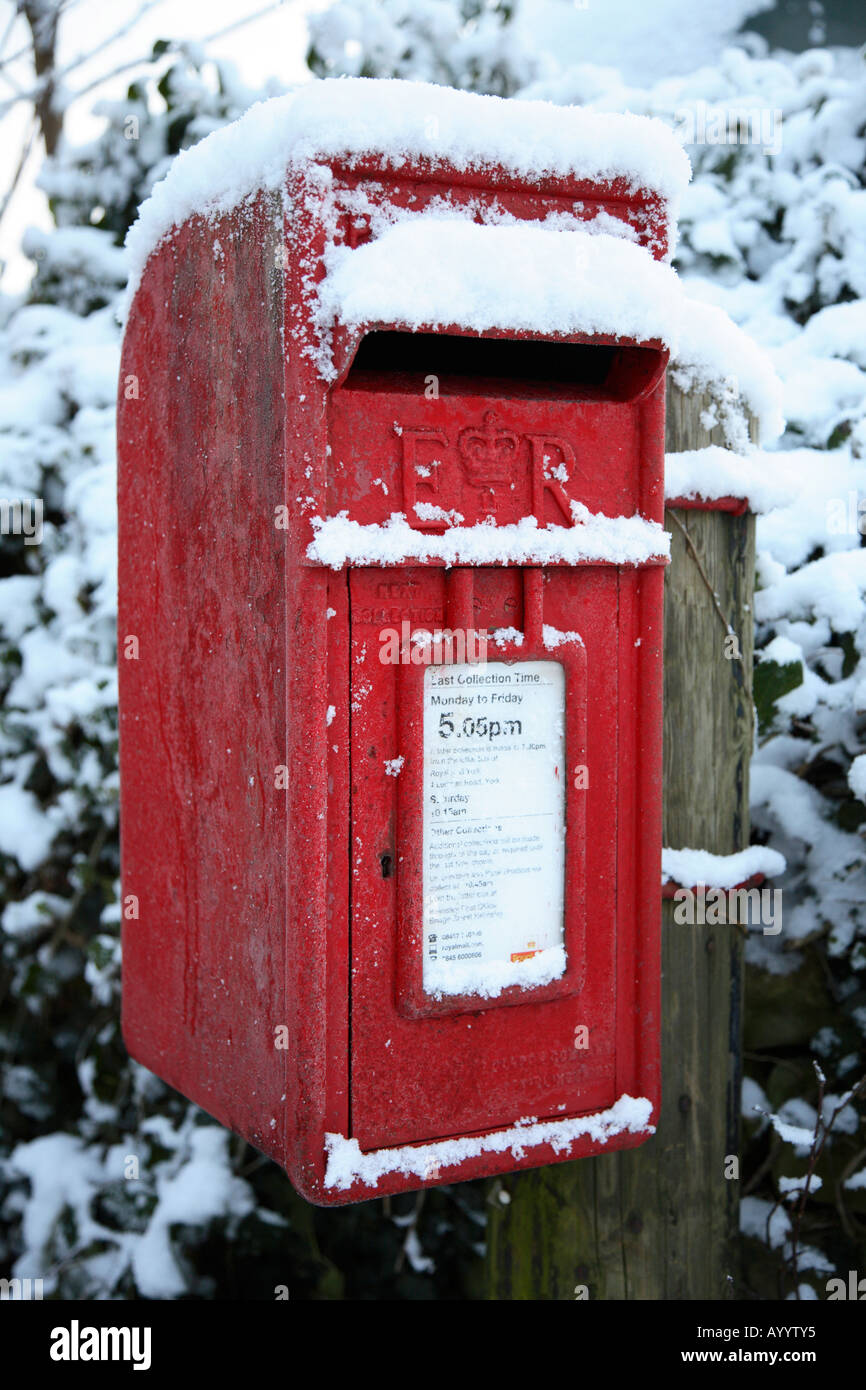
[125, 77, 691, 306]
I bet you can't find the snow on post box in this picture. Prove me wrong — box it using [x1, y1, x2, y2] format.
[118, 79, 690, 1204]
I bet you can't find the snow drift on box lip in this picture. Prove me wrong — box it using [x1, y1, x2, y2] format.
[317, 218, 684, 346]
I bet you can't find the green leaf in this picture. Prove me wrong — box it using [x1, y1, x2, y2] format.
[754, 656, 805, 732]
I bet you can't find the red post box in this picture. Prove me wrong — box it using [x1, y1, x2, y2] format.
[118, 80, 687, 1203]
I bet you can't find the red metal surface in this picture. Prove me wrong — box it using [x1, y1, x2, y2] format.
[666, 495, 750, 515]
[118, 151, 668, 1205]
[661, 873, 767, 900]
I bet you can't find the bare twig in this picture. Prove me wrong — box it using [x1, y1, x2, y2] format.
[741, 1136, 779, 1197]
[56, 0, 164, 82]
[0, 111, 38, 232]
[836, 1140, 866, 1240]
[0, 0, 80, 68]
[757, 1065, 866, 1298]
[666, 509, 736, 640]
[199, 0, 291, 47]
[0, 6, 21, 63]
[66, 0, 289, 105]
[393, 1188, 428, 1275]
[785, 1061, 828, 1298]
[46, 819, 110, 957]
[786, 1067, 866, 1298]
[2, 0, 287, 126]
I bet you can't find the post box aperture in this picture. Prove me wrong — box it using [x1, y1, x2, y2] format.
[118, 79, 688, 1204]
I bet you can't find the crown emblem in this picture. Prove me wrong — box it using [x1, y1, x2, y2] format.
[457, 412, 518, 487]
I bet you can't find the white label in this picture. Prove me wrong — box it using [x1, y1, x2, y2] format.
[422, 660, 566, 999]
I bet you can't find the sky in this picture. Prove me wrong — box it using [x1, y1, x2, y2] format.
[0, 0, 798, 294]
[0, 0, 321, 290]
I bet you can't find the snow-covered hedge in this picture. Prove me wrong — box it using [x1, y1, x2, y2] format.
[1, 13, 865, 1299]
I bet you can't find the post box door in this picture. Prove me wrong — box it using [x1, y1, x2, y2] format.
[348, 564, 621, 1151]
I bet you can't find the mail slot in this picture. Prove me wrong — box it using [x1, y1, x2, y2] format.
[118, 79, 685, 1204]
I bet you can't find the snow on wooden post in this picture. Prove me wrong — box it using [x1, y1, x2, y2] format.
[485, 378, 765, 1301]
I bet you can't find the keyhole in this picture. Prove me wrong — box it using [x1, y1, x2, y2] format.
[379, 852, 393, 879]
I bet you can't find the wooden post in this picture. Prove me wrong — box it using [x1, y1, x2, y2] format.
[485, 383, 756, 1300]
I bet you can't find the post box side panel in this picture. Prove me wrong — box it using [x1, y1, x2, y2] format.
[279, 178, 355, 1196]
[281, 564, 352, 1197]
[612, 394, 665, 1112]
[348, 565, 619, 1151]
[118, 196, 290, 1158]
[616, 563, 664, 1110]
